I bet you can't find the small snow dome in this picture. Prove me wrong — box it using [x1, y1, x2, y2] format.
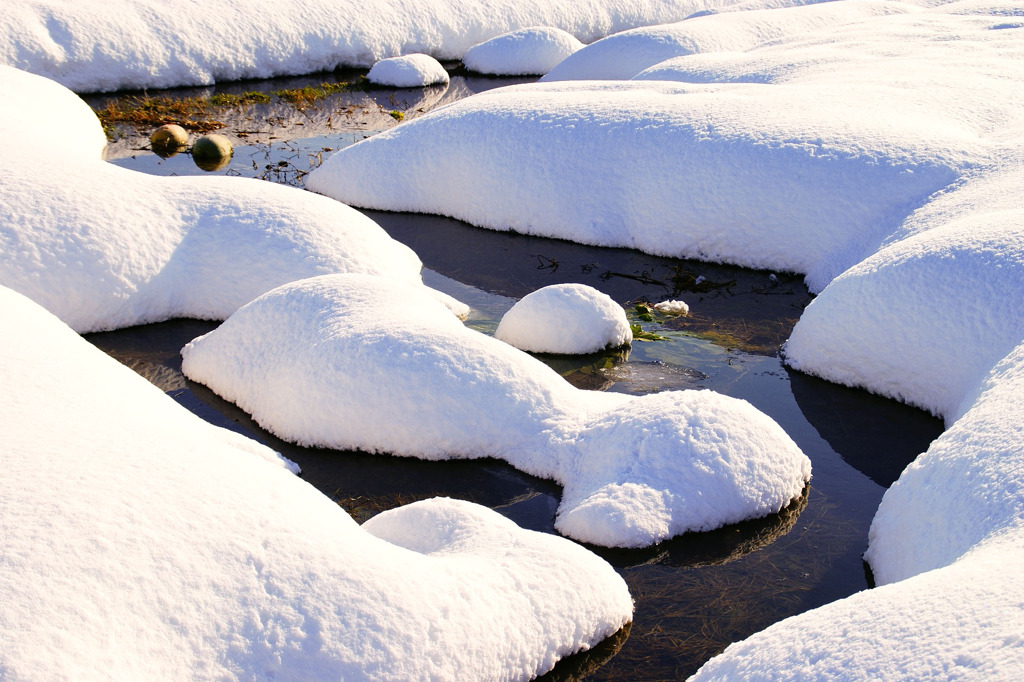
[464, 27, 584, 76]
[367, 54, 450, 87]
[654, 299, 689, 315]
[495, 283, 631, 354]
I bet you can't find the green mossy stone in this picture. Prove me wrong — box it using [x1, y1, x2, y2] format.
[191, 133, 233, 171]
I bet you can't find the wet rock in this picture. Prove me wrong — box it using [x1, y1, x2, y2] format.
[191, 133, 233, 171]
[150, 123, 188, 157]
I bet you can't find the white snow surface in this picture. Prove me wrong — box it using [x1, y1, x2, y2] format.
[494, 283, 632, 354]
[3, 0, 1023, 675]
[464, 27, 584, 76]
[1, 0, 765, 93]
[367, 54, 450, 87]
[0, 66, 423, 333]
[309, 1, 1019, 294]
[543, 0, 910, 81]
[0, 284, 634, 680]
[181, 274, 812, 548]
[305, 1, 1024, 677]
[654, 299, 689, 315]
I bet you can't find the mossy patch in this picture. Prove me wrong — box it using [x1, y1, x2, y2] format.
[94, 94, 225, 133]
[271, 79, 369, 107]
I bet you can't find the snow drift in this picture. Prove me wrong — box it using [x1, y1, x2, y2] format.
[181, 273, 812, 548]
[0, 284, 634, 680]
[0, 66, 423, 333]
[0, 0, 767, 92]
[303, 0, 1024, 677]
[542, 0, 910, 81]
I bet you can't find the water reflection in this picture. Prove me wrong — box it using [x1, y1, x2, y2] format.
[588, 488, 809, 570]
[86, 70, 535, 164]
[539, 624, 632, 682]
[788, 369, 943, 487]
[363, 209, 810, 358]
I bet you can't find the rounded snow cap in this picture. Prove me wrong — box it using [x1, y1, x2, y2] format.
[654, 299, 689, 315]
[464, 27, 584, 76]
[367, 54, 450, 87]
[495, 283, 632, 354]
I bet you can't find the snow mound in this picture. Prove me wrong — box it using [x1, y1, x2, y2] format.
[181, 273, 811, 548]
[464, 27, 584, 76]
[495, 283, 632, 354]
[691, 535, 1024, 679]
[0, 66, 423, 333]
[696, 335, 1024, 679]
[309, 4, 1020, 294]
[0, 0, 761, 92]
[543, 0, 909, 81]
[367, 54, 450, 87]
[0, 284, 633, 680]
[308, 76, 966, 293]
[784, 166, 1024, 422]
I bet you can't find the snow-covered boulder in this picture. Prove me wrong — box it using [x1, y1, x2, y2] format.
[495, 283, 632, 354]
[181, 273, 811, 549]
[0, 66, 423, 332]
[367, 54, 450, 87]
[0, 0, 760, 92]
[0, 284, 634, 680]
[464, 27, 584, 76]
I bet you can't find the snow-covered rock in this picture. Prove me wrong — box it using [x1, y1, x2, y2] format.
[464, 27, 584, 76]
[181, 273, 812, 548]
[0, 66, 423, 332]
[0, 0, 762, 92]
[494, 283, 632, 354]
[367, 54, 450, 87]
[0, 284, 634, 680]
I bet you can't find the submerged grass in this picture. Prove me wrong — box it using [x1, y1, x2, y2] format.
[208, 91, 271, 107]
[271, 79, 369, 107]
[667, 313, 802, 355]
[93, 78, 370, 137]
[94, 94, 225, 133]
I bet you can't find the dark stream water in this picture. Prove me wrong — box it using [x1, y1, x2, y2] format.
[84, 73, 944, 680]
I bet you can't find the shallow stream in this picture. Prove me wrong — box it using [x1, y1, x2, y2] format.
[84, 72, 943, 679]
